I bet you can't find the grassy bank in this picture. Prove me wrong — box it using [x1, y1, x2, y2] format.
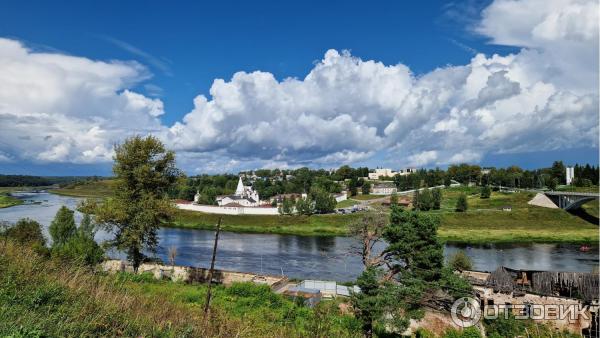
[49, 179, 116, 198]
[0, 194, 22, 208]
[174, 210, 361, 236]
[0, 241, 359, 337]
[49, 182, 598, 243]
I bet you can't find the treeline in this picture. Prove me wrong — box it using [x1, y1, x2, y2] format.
[0, 174, 105, 187]
[166, 160, 598, 202]
[172, 166, 370, 202]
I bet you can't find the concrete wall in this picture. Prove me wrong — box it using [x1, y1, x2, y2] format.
[177, 203, 279, 215]
[101, 259, 288, 289]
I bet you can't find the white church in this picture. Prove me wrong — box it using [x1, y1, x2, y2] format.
[194, 177, 262, 207]
[218, 177, 261, 206]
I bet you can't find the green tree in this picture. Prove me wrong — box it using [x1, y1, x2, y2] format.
[52, 233, 104, 266]
[78, 213, 96, 238]
[419, 188, 433, 211]
[550, 160, 566, 184]
[456, 193, 468, 212]
[311, 187, 336, 214]
[431, 188, 442, 210]
[295, 197, 314, 215]
[49, 206, 77, 246]
[547, 177, 558, 190]
[480, 185, 491, 199]
[91, 135, 179, 272]
[361, 182, 371, 195]
[3, 218, 46, 246]
[412, 190, 420, 210]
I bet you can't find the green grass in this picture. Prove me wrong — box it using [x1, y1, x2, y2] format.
[173, 210, 362, 236]
[46, 180, 598, 243]
[351, 194, 381, 201]
[49, 179, 116, 198]
[0, 194, 23, 209]
[336, 199, 359, 208]
[0, 241, 360, 337]
[557, 185, 599, 193]
[423, 187, 598, 244]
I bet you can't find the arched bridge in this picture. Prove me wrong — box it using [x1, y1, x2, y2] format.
[544, 191, 599, 211]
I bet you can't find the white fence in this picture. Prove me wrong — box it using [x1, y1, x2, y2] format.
[177, 203, 279, 215]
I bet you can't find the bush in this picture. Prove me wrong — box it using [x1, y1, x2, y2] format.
[480, 185, 491, 199]
[51, 234, 104, 266]
[455, 194, 468, 212]
[432, 188, 442, 210]
[448, 251, 473, 272]
[3, 218, 46, 247]
[49, 206, 77, 246]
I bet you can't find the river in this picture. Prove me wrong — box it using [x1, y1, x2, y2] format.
[1, 192, 598, 281]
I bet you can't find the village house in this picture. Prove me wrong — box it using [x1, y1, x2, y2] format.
[368, 168, 417, 180]
[371, 182, 397, 195]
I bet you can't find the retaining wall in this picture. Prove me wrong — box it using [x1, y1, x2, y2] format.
[177, 203, 279, 215]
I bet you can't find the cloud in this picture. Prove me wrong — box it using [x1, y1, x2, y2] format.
[0, 0, 597, 173]
[101, 36, 173, 77]
[0, 38, 166, 164]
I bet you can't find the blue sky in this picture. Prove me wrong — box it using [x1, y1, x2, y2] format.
[0, 0, 598, 175]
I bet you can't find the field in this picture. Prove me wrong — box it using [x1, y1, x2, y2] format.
[48, 182, 599, 243]
[351, 194, 382, 201]
[49, 179, 116, 198]
[0, 241, 359, 337]
[174, 210, 362, 236]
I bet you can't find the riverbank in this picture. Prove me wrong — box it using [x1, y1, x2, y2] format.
[48, 183, 599, 243]
[173, 209, 360, 236]
[48, 179, 115, 198]
[0, 194, 23, 209]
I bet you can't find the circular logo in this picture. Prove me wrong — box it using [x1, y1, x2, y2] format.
[451, 297, 482, 328]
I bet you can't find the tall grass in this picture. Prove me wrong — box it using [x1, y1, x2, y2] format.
[0, 240, 360, 337]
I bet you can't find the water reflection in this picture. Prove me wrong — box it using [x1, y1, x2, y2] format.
[1, 192, 598, 281]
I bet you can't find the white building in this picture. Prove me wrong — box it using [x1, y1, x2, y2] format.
[566, 166, 575, 185]
[194, 177, 261, 207]
[368, 168, 416, 180]
[368, 168, 398, 180]
[371, 182, 397, 195]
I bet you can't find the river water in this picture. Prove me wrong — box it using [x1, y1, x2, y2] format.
[1, 192, 598, 281]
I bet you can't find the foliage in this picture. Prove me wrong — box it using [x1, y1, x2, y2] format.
[480, 185, 491, 199]
[383, 207, 444, 282]
[390, 192, 398, 206]
[455, 193, 468, 212]
[90, 135, 180, 271]
[431, 188, 442, 210]
[441, 327, 482, 338]
[447, 250, 473, 271]
[49, 206, 77, 246]
[278, 197, 295, 215]
[484, 315, 580, 338]
[51, 233, 104, 266]
[547, 177, 558, 190]
[351, 208, 448, 337]
[311, 187, 337, 214]
[295, 197, 314, 216]
[2, 218, 46, 247]
[361, 182, 371, 195]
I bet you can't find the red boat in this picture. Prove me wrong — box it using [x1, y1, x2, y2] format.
[579, 245, 590, 252]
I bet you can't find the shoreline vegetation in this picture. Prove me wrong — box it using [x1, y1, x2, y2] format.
[42, 180, 599, 244]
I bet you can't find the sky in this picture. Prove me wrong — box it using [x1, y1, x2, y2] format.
[0, 0, 598, 176]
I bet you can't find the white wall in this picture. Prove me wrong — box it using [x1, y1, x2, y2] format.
[177, 203, 279, 215]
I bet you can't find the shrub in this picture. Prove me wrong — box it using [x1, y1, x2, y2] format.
[3, 218, 46, 247]
[51, 233, 104, 266]
[480, 185, 491, 199]
[455, 194, 468, 212]
[49, 206, 77, 246]
[448, 250, 473, 271]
